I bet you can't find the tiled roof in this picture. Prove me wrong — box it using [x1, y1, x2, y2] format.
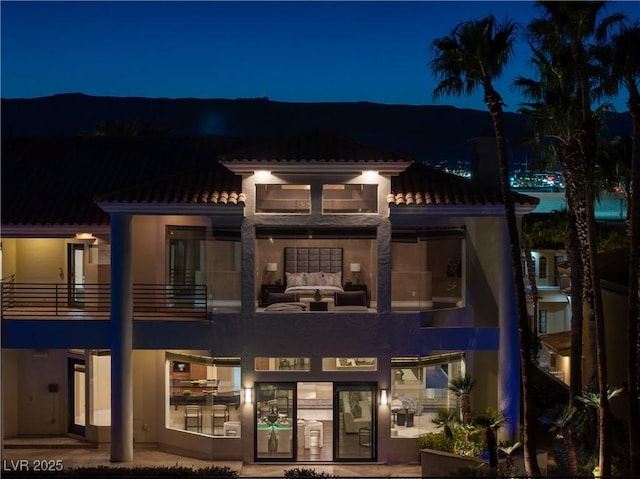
[390, 164, 539, 207]
[540, 331, 571, 356]
[95, 164, 243, 205]
[219, 129, 414, 164]
[1, 136, 260, 226]
[2, 133, 538, 228]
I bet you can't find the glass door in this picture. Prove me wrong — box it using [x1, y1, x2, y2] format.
[334, 383, 377, 461]
[255, 382, 296, 461]
[68, 358, 86, 436]
[67, 244, 85, 308]
[296, 382, 333, 462]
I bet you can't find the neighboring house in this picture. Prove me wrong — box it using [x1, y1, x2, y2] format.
[525, 248, 572, 384]
[526, 243, 632, 420]
[1, 131, 539, 464]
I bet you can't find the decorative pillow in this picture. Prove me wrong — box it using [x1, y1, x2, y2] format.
[306, 272, 324, 285]
[335, 290, 366, 307]
[285, 272, 306, 287]
[268, 292, 296, 305]
[322, 271, 342, 287]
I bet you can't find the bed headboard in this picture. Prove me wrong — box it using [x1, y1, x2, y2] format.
[284, 247, 342, 274]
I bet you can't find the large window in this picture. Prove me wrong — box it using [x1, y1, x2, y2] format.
[166, 226, 241, 313]
[166, 353, 241, 437]
[390, 354, 465, 438]
[391, 228, 465, 311]
[256, 184, 311, 214]
[255, 228, 377, 312]
[255, 357, 311, 371]
[322, 357, 377, 371]
[90, 350, 111, 426]
[322, 184, 377, 214]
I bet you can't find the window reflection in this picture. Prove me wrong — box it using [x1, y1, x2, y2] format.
[390, 354, 465, 438]
[166, 353, 241, 437]
[392, 228, 465, 311]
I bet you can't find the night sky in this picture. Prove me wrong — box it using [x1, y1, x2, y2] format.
[2, 1, 639, 112]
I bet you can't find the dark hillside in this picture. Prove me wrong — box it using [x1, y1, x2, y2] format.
[1, 93, 632, 166]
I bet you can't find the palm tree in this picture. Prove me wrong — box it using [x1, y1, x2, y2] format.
[524, 4, 625, 475]
[596, 22, 640, 475]
[447, 374, 475, 426]
[596, 135, 632, 213]
[431, 15, 541, 476]
[540, 405, 580, 476]
[515, 46, 590, 404]
[474, 407, 506, 469]
[431, 408, 457, 439]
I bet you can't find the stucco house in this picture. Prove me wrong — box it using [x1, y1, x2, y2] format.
[1, 130, 538, 464]
[528, 246, 633, 419]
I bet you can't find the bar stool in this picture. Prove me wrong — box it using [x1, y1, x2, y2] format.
[184, 405, 202, 432]
[211, 404, 229, 435]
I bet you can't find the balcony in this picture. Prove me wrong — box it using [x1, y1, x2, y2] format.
[1, 277, 208, 321]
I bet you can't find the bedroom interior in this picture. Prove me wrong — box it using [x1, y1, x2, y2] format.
[254, 227, 464, 312]
[255, 229, 376, 311]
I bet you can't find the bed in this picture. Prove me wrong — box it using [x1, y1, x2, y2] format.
[261, 247, 370, 312]
[283, 247, 344, 300]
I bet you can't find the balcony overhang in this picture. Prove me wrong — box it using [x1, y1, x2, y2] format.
[221, 160, 412, 176]
[0, 224, 111, 239]
[96, 202, 245, 217]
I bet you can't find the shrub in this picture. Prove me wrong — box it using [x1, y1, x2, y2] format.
[284, 467, 334, 478]
[417, 431, 455, 453]
[453, 437, 481, 457]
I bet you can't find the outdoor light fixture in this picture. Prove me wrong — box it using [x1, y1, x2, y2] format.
[380, 389, 388, 406]
[244, 387, 253, 404]
[362, 170, 378, 181]
[255, 170, 270, 181]
[75, 233, 96, 240]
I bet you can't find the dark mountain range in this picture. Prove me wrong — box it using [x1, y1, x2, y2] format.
[1, 93, 632, 167]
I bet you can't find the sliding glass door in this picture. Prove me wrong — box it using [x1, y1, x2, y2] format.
[334, 383, 377, 461]
[253, 381, 377, 462]
[255, 382, 296, 461]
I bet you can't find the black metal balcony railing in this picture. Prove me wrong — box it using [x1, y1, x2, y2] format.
[0, 280, 207, 320]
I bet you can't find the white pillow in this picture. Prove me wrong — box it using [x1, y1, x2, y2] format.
[285, 273, 304, 286]
[286, 272, 306, 287]
[306, 272, 324, 285]
[322, 271, 342, 287]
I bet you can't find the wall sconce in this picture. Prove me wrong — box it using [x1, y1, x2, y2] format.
[266, 263, 278, 284]
[244, 387, 253, 404]
[380, 389, 388, 406]
[350, 263, 361, 284]
[75, 233, 96, 240]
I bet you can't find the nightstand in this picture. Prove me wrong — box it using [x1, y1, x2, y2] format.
[344, 283, 369, 307]
[260, 284, 286, 307]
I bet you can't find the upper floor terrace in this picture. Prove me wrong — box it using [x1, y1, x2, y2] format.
[1, 275, 207, 321]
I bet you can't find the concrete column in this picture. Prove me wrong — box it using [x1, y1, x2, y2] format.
[497, 217, 520, 443]
[376, 219, 392, 313]
[110, 214, 133, 462]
